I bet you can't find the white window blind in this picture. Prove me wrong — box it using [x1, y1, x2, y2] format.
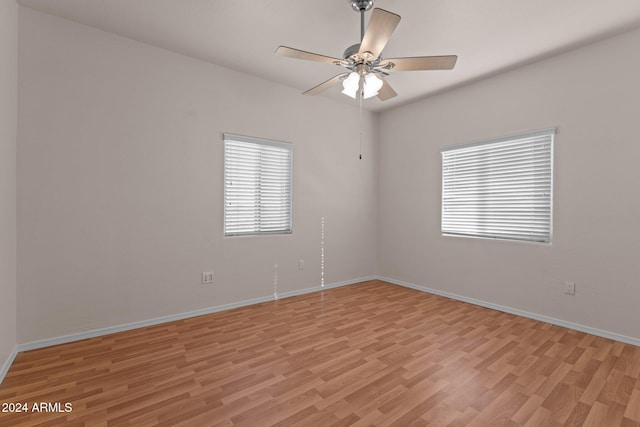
[224, 133, 293, 236]
[441, 129, 554, 243]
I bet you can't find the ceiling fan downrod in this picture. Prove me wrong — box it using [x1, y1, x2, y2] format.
[350, 0, 374, 40]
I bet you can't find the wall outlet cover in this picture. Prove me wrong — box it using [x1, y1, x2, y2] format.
[564, 281, 576, 295]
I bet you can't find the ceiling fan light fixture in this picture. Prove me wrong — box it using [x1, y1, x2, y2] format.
[363, 73, 383, 99]
[341, 71, 360, 98]
[276, 5, 457, 102]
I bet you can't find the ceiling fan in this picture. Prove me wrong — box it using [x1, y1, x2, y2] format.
[276, 0, 457, 101]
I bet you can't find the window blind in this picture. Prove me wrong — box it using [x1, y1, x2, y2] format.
[441, 129, 554, 243]
[224, 133, 293, 236]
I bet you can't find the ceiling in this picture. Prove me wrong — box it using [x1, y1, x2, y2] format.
[17, 0, 640, 112]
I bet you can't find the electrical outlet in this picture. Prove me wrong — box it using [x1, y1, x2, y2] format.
[202, 272, 214, 284]
[298, 259, 305, 270]
[564, 281, 575, 295]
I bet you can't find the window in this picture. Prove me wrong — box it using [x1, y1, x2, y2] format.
[224, 133, 293, 236]
[441, 129, 554, 243]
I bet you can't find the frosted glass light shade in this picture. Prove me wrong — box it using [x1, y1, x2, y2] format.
[341, 72, 360, 99]
[363, 73, 383, 99]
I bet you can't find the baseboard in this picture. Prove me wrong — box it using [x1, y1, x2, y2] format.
[377, 275, 640, 347]
[17, 276, 376, 353]
[10, 274, 638, 373]
[0, 345, 18, 385]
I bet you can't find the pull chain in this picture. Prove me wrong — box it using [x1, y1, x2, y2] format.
[359, 90, 363, 160]
[358, 7, 365, 160]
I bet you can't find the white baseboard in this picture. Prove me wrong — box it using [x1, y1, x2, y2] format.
[0, 345, 18, 385]
[17, 276, 376, 353]
[15, 273, 635, 366]
[377, 275, 640, 348]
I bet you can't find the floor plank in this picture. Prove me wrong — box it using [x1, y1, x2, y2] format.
[1, 280, 638, 426]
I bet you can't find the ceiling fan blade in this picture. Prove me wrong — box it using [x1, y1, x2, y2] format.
[276, 46, 345, 65]
[303, 73, 348, 96]
[382, 55, 458, 71]
[358, 8, 401, 60]
[377, 76, 397, 101]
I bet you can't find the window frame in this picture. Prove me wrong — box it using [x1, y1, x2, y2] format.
[441, 128, 555, 244]
[223, 133, 293, 237]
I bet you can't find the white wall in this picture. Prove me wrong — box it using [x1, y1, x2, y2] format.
[16, 5, 640, 348]
[0, 0, 18, 376]
[17, 8, 378, 344]
[378, 26, 640, 341]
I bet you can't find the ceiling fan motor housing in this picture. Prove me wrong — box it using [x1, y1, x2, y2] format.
[343, 43, 361, 60]
[350, 0, 374, 12]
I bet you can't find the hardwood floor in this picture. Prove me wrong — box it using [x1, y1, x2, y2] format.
[1, 280, 639, 426]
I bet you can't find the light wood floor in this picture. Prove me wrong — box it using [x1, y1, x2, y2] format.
[1, 280, 639, 426]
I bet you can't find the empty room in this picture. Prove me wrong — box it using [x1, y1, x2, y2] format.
[1, 0, 640, 425]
